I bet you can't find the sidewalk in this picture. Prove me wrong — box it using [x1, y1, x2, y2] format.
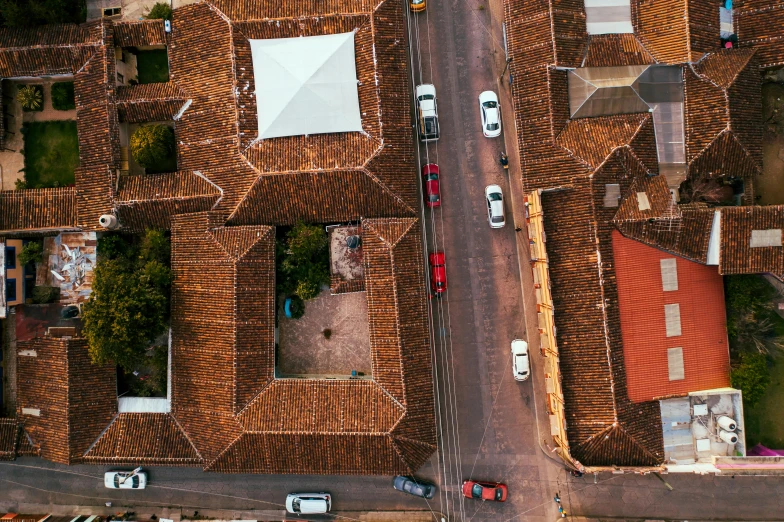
[0, 503, 442, 522]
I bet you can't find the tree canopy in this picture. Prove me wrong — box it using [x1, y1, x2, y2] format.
[0, 0, 85, 27]
[147, 2, 173, 20]
[82, 230, 172, 371]
[130, 124, 175, 170]
[277, 222, 330, 301]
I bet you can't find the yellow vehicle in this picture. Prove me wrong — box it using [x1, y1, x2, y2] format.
[410, 0, 426, 12]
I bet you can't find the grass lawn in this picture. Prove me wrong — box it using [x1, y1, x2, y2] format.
[23, 121, 79, 188]
[136, 49, 170, 84]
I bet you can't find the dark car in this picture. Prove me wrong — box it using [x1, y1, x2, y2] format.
[462, 480, 508, 502]
[393, 475, 436, 499]
[429, 251, 447, 295]
[422, 163, 441, 208]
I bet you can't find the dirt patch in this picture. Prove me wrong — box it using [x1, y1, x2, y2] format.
[330, 226, 363, 281]
[277, 290, 371, 377]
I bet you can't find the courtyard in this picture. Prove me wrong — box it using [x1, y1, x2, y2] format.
[277, 289, 371, 377]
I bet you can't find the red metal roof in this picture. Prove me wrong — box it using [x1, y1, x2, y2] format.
[612, 230, 731, 403]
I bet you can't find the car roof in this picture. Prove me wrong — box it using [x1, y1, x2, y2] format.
[485, 184, 502, 196]
[511, 339, 528, 355]
[422, 163, 439, 174]
[416, 84, 436, 96]
[429, 251, 445, 264]
[479, 90, 497, 103]
[485, 107, 499, 124]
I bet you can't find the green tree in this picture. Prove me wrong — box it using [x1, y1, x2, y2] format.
[725, 275, 784, 355]
[277, 222, 330, 301]
[17, 241, 43, 266]
[83, 231, 172, 371]
[146, 2, 172, 20]
[0, 0, 85, 27]
[130, 124, 174, 170]
[51, 81, 75, 111]
[731, 352, 771, 409]
[17, 85, 42, 111]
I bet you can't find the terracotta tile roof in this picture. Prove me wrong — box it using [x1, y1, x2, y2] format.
[239, 380, 403, 433]
[541, 184, 664, 466]
[112, 20, 167, 48]
[613, 230, 731, 402]
[74, 21, 120, 230]
[614, 175, 715, 263]
[209, 0, 376, 19]
[556, 114, 654, 170]
[82, 413, 202, 465]
[720, 205, 784, 274]
[735, 0, 784, 68]
[168, 214, 434, 473]
[16, 337, 116, 464]
[116, 82, 188, 123]
[684, 50, 762, 181]
[633, 0, 719, 64]
[581, 34, 656, 67]
[0, 419, 20, 460]
[0, 24, 99, 77]
[115, 172, 220, 232]
[0, 188, 77, 234]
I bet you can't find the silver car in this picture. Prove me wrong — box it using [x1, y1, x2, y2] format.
[393, 475, 436, 499]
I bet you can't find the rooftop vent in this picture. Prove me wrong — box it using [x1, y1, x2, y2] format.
[99, 214, 118, 230]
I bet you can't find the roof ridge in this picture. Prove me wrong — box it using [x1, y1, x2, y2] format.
[167, 412, 204, 462]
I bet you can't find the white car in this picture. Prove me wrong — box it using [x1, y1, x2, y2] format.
[479, 90, 502, 138]
[511, 339, 530, 381]
[415, 84, 440, 142]
[286, 492, 332, 514]
[104, 470, 147, 489]
[485, 184, 505, 228]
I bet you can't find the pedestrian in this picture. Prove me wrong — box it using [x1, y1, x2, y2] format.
[514, 226, 522, 232]
[553, 492, 561, 504]
[558, 505, 567, 518]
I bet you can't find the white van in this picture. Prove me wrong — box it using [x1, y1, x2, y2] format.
[286, 492, 332, 514]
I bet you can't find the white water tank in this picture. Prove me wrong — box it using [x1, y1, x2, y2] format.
[719, 430, 738, 444]
[717, 416, 737, 431]
[99, 214, 118, 230]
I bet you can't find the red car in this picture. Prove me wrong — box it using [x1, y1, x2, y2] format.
[422, 163, 441, 208]
[429, 251, 447, 295]
[462, 480, 508, 502]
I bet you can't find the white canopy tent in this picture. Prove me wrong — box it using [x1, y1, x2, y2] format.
[250, 32, 364, 140]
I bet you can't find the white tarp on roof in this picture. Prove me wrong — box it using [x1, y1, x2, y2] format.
[250, 32, 363, 140]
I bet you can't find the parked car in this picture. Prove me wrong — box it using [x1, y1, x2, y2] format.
[393, 475, 436, 499]
[479, 91, 502, 138]
[462, 480, 508, 502]
[485, 184, 505, 228]
[422, 163, 441, 208]
[511, 339, 530, 381]
[429, 251, 447, 295]
[416, 84, 440, 142]
[410, 0, 426, 11]
[286, 492, 332, 514]
[104, 470, 147, 489]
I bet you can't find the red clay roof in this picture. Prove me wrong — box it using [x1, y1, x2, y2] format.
[612, 230, 730, 403]
[735, 0, 784, 69]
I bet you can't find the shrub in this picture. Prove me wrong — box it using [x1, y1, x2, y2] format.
[725, 275, 784, 356]
[51, 82, 75, 111]
[731, 352, 771, 409]
[98, 233, 135, 260]
[140, 229, 170, 264]
[17, 241, 43, 266]
[147, 2, 172, 20]
[17, 84, 42, 111]
[31, 285, 59, 304]
[14, 178, 26, 190]
[130, 124, 175, 169]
